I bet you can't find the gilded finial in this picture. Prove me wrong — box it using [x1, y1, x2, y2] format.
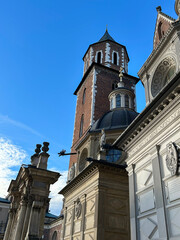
[117, 67, 124, 88]
[119, 67, 124, 80]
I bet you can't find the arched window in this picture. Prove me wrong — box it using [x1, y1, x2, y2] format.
[113, 52, 117, 65]
[79, 115, 84, 137]
[52, 231, 57, 240]
[79, 148, 88, 172]
[158, 22, 162, 40]
[125, 94, 129, 108]
[116, 94, 121, 108]
[97, 52, 101, 64]
[82, 88, 86, 104]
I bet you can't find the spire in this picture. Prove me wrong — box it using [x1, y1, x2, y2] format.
[99, 29, 116, 43]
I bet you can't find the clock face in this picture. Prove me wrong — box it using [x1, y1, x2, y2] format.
[151, 57, 176, 97]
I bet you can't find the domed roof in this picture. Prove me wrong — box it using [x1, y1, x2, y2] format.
[90, 109, 138, 132]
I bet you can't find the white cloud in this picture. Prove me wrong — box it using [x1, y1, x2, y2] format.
[0, 114, 43, 137]
[0, 137, 27, 197]
[0, 137, 68, 216]
[49, 169, 68, 215]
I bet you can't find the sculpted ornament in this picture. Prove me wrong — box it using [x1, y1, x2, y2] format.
[166, 142, 179, 175]
[75, 198, 82, 218]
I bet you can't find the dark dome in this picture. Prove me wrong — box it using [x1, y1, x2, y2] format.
[90, 109, 138, 132]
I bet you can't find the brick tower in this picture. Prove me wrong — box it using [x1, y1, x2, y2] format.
[69, 30, 136, 168]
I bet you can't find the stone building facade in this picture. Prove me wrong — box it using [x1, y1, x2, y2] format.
[114, 4, 180, 240]
[3, 143, 60, 240]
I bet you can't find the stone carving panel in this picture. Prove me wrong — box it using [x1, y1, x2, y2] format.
[107, 197, 126, 213]
[84, 232, 94, 240]
[75, 198, 82, 219]
[168, 206, 180, 237]
[138, 189, 155, 213]
[139, 215, 159, 240]
[66, 210, 72, 223]
[85, 214, 94, 230]
[65, 224, 71, 236]
[136, 165, 153, 191]
[86, 198, 95, 214]
[166, 142, 179, 175]
[106, 214, 128, 230]
[74, 220, 81, 233]
[151, 56, 176, 97]
[166, 177, 180, 202]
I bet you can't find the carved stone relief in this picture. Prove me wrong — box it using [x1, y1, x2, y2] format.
[75, 198, 82, 219]
[151, 56, 176, 97]
[165, 142, 179, 175]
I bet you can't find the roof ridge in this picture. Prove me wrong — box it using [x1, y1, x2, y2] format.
[160, 12, 176, 22]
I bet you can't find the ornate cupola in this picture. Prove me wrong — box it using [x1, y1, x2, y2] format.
[108, 67, 135, 111]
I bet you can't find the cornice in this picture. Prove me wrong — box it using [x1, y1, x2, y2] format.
[59, 159, 126, 196]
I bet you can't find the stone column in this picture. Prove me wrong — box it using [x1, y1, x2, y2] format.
[121, 93, 125, 107]
[152, 145, 169, 239]
[25, 201, 43, 240]
[3, 209, 15, 240]
[14, 197, 27, 240]
[62, 207, 67, 240]
[80, 194, 86, 240]
[38, 199, 48, 238]
[21, 197, 33, 240]
[127, 164, 138, 240]
[70, 204, 75, 239]
[96, 187, 106, 240]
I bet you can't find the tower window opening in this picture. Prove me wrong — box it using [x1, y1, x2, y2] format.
[125, 94, 129, 108]
[97, 52, 101, 64]
[82, 88, 86, 104]
[113, 52, 117, 65]
[116, 94, 121, 108]
[79, 115, 84, 137]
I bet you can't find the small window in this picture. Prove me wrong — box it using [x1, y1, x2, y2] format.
[125, 94, 129, 108]
[158, 22, 162, 40]
[79, 115, 84, 137]
[82, 88, 86, 104]
[97, 52, 101, 64]
[116, 94, 121, 108]
[113, 52, 117, 65]
[106, 149, 122, 163]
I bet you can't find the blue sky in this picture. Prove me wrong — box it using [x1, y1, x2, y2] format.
[0, 0, 177, 214]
